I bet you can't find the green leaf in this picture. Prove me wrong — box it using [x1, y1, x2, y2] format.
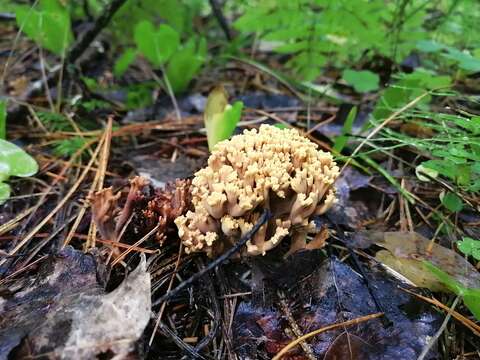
[114, 48, 137, 77]
[222, 101, 243, 140]
[422, 159, 458, 181]
[53, 136, 90, 157]
[416, 40, 445, 53]
[0, 100, 6, 140]
[333, 106, 356, 153]
[463, 288, 480, 321]
[165, 37, 206, 93]
[15, 0, 73, 55]
[204, 85, 243, 151]
[415, 163, 438, 182]
[134, 20, 179, 67]
[440, 191, 463, 212]
[342, 69, 380, 93]
[425, 261, 480, 321]
[457, 237, 480, 261]
[442, 47, 480, 72]
[0, 182, 11, 205]
[0, 139, 38, 177]
[423, 261, 465, 295]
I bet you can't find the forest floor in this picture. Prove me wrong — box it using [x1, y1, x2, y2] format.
[1, 3, 480, 360]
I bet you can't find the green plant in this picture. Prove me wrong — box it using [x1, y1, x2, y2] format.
[234, 0, 429, 80]
[37, 111, 72, 131]
[53, 136, 91, 157]
[333, 106, 356, 153]
[0, 139, 38, 203]
[342, 70, 379, 93]
[109, 0, 204, 40]
[457, 237, 480, 261]
[204, 85, 243, 151]
[113, 19, 207, 93]
[15, 0, 73, 56]
[371, 69, 451, 122]
[425, 261, 480, 321]
[417, 41, 480, 74]
[440, 191, 463, 212]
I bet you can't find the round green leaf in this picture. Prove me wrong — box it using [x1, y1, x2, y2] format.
[440, 191, 463, 212]
[457, 237, 480, 260]
[0, 139, 38, 177]
[134, 20, 180, 67]
[342, 69, 380, 93]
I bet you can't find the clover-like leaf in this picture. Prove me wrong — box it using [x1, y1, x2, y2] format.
[15, 0, 73, 56]
[0, 139, 38, 177]
[166, 37, 207, 93]
[457, 237, 480, 261]
[342, 69, 380, 93]
[440, 191, 463, 212]
[134, 20, 180, 67]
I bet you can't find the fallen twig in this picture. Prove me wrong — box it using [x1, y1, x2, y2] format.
[272, 313, 384, 360]
[208, 0, 233, 41]
[66, 0, 128, 66]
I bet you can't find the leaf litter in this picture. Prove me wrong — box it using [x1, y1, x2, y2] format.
[0, 247, 150, 359]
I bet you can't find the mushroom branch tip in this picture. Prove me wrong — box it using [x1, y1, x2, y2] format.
[174, 124, 340, 257]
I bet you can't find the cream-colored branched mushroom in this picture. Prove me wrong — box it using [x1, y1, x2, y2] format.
[174, 124, 340, 257]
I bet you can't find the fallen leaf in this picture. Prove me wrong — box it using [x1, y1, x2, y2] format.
[372, 231, 480, 292]
[0, 247, 151, 360]
[233, 254, 441, 359]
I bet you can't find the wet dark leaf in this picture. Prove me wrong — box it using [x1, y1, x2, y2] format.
[232, 255, 441, 359]
[371, 231, 480, 292]
[0, 247, 150, 360]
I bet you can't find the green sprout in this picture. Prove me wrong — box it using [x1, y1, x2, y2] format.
[203, 85, 243, 151]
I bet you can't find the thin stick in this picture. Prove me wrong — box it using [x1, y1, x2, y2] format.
[208, 0, 232, 41]
[401, 288, 480, 336]
[0, 0, 40, 87]
[152, 209, 271, 307]
[66, 0, 128, 65]
[0, 206, 36, 236]
[417, 295, 460, 360]
[86, 118, 113, 249]
[111, 223, 159, 266]
[272, 313, 383, 360]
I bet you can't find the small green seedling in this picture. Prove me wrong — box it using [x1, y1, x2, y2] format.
[0, 101, 38, 203]
[342, 69, 380, 93]
[0, 140, 39, 204]
[115, 20, 207, 93]
[457, 237, 480, 261]
[204, 85, 243, 151]
[424, 261, 480, 321]
[15, 0, 73, 56]
[440, 191, 463, 212]
[333, 106, 356, 153]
